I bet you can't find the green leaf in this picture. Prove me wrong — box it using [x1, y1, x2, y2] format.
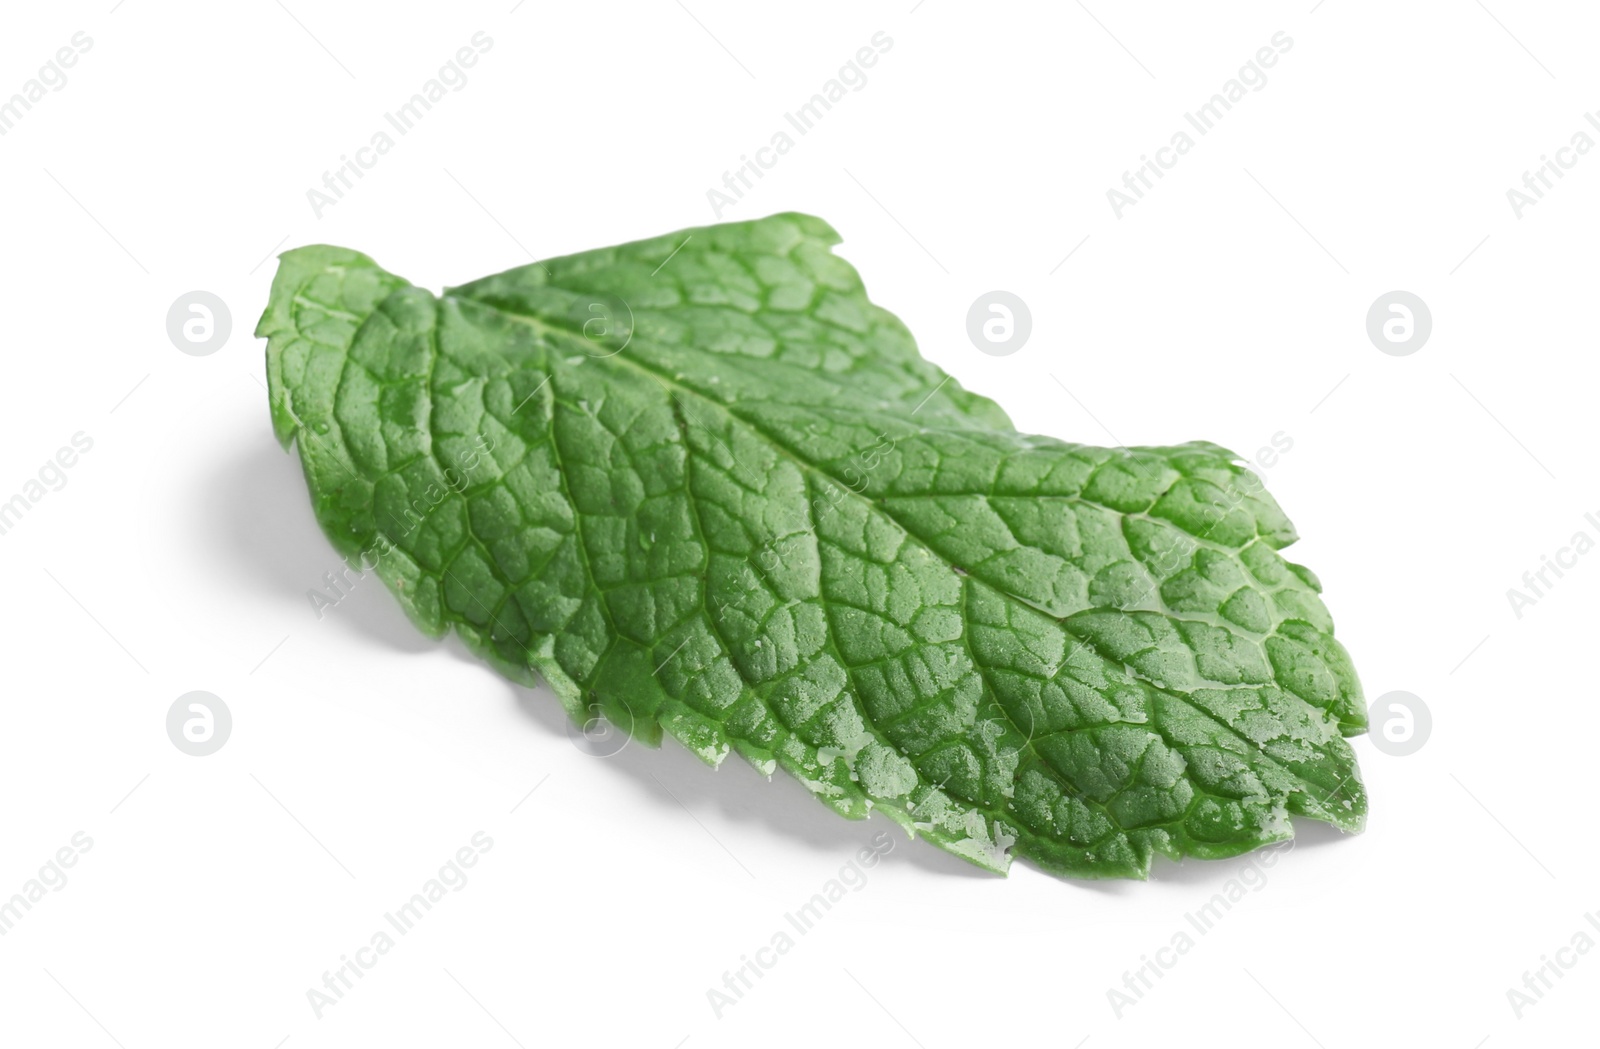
[257, 212, 1366, 880]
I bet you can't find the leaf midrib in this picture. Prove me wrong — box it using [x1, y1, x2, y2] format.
[440, 291, 1357, 822]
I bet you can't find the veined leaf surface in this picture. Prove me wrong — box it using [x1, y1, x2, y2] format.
[258, 212, 1366, 880]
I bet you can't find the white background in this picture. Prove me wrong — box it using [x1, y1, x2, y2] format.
[1, 1, 1594, 1045]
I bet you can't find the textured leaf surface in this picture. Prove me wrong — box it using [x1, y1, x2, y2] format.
[258, 212, 1366, 879]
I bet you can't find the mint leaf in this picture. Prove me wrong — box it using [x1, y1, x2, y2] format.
[258, 213, 1366, 879]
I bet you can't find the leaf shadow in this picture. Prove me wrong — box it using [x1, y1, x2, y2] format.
[206, 442, 988, 880]
[199, 441, 434, 654]
[500, 674, 995, 881]
[204, 441, 1355, 891]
